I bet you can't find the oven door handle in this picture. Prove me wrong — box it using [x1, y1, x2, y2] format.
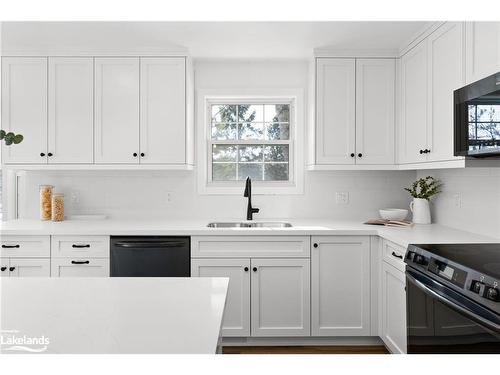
[113, 242, 185, 248]
[406, 270, 500, 334]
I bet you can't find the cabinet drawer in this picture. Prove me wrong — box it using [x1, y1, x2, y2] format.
[383, 239, 407, 272]
[51, 258, 109, 277]
[1, 236, 50, 257]
[51, 236, 110, 258]
[191, 236, 310, 258]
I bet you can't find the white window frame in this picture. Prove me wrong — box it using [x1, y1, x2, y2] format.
[197, 88, 304, 195]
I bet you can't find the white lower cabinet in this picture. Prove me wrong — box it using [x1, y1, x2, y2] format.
[51, 258, 109, 277]
[191, 258, 251, 337]
[381, 261, 407, 354]
[311, 236, 371, 336]
[0, 258, 50, 277]
[251, 258, 310, 337]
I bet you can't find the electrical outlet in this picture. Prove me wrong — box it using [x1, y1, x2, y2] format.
[336, 192, 349, 205]
[165, 191, 173, 204]
[70, 191, 80, 206]
[453, 193, 462, 208]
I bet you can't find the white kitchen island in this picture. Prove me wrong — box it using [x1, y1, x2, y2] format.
[0, 277, 229, 354]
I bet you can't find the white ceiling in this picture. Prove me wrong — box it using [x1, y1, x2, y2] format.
[1, 21, 430, 58]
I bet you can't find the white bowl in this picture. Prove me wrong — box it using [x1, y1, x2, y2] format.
[379, 208, 408, 221]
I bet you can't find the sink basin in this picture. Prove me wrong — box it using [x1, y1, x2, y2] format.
[207, 222, 292, 228]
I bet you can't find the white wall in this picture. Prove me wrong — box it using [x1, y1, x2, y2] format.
[12, 60, 416, 222]
[417, 168, 500, 238]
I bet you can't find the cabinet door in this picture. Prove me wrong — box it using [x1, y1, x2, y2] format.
[48, 57, 93, 163]
[466, 22, 500, 84]
[1, 258, 9, 277]
[140, 58, 186, 164]
[355, 59, 395, 165]
[381, 262, 407, 354]
[191, 258, 250, 337]
[427, 22, 465, 162]
[311, 236, 371, 336]
[9, 258, 50, 277]
[1, 57, 48, 164]
[315, 58, 356, 164]
[94, 58, 139, 163]
[400, 41, 428, 164]
[51, 258, 109, 277]
[250, 258, 310, 336]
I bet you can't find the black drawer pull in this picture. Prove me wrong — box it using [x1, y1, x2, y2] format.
[252, 267, 257, 272]
[391, 251, 403, 259]
[9, 267, 16, 272]
[2, 244, 20, 248]
[244, 267, 249, 272]
[72, 244, 91, 248]
[1, 267, 7, 271]
[71, 260, 90, 265]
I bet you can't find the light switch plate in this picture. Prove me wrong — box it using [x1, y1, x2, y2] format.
[336, 191, 349, 205]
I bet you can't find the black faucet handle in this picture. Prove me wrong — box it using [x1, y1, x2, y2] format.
[252, 207, 260, 214]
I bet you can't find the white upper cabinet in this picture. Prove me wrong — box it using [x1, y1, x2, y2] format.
[48, 57, 94, 164]
[1, 57, 48, 164]
[315, 58, 356, 165]
[311, 236, 371, 336]
[427, 22, 465, 162]
[466, 22, 500, 84]
[355, 59, 395, 165]
[94, 58, 140, 164]
[400, 40, 428, 164]
[140, 58, 186, 164]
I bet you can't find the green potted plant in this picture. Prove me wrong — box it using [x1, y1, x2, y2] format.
[0, 130, 24, 146]
[404, 176, 442, 224]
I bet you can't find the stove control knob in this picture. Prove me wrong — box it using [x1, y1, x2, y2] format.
[406, 251, 415, 261]
[470, 280, 483, 294]
[414, 254, 426, 265]
[484, 287, 499, 302]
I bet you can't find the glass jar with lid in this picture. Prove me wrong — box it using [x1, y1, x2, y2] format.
[51, 193, 65, 222]
[39, 185, 54, 221]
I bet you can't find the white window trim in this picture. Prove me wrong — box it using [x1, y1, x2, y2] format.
[197, 88, 305, 195]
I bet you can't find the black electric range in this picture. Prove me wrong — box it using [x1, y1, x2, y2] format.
[405, 243, 500, 354]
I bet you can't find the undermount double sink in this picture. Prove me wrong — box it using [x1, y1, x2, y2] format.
[207, 221, 293, 228]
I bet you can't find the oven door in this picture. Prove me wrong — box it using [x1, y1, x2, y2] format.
[406, 268, 500, 353]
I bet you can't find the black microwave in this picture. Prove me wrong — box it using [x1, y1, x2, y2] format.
[454, 71, 500, 157]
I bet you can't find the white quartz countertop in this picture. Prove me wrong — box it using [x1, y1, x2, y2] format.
[1, 219, 498, 248]
[0, 277, 229, 354]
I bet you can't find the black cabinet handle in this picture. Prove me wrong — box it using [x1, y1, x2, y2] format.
[71, 260, 90, 265]
[425, 149, 431, 153]
[313, 243, 318, 248]
[2, 244, 20, 248]
[244, 267, 249, 272]
[140, 153, 145, 157]
[9, 267, 15, 272]
[392, 251, 403, 259]
[133, 153, 138, 157]
[1, 267, 6, 271]
[358, 153, 362, 157]
[48, 152, 53, 157]
[419, 149, 424, 154]
[252, 267, 257, 272]
[40, 152, 46, 157]
[350, 153, 355, 157]
[72, 244, 90, 248]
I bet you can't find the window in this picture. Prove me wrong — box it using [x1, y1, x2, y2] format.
[468, 104, 500, 150]
[209, 102, 293, 182]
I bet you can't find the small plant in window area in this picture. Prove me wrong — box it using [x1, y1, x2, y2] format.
[404, 176, 442, 200]
[0, 130, 24, 145]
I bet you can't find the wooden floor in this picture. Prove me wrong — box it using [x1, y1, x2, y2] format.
[223, 345, 389, 354]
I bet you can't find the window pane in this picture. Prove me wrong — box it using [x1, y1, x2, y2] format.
[239, 123, 264, 140]
[212, 105, 237, 123]
[264, 164, 289, 181]
[238, 163, 263, 181]
[239, 145, 263, 162]
[265, 104, 290, 122]
[212, 123, 237, 140]
[212, 144, 237, 162]
[213, 163, 236, 181]
[266, 123, 290, 140]
[264, 145, 289, 162]
[477, 105, 500, 122]
[468, 105, 476, 122]
[238, 105, 264, 123]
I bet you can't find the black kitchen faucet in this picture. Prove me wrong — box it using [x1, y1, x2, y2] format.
[243, 176, 259, 220]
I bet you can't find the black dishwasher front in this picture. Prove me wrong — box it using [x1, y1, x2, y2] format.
[110, 236, 190, 277]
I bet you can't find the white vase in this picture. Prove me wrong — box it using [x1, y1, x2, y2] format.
[410, 198, 431, 224]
